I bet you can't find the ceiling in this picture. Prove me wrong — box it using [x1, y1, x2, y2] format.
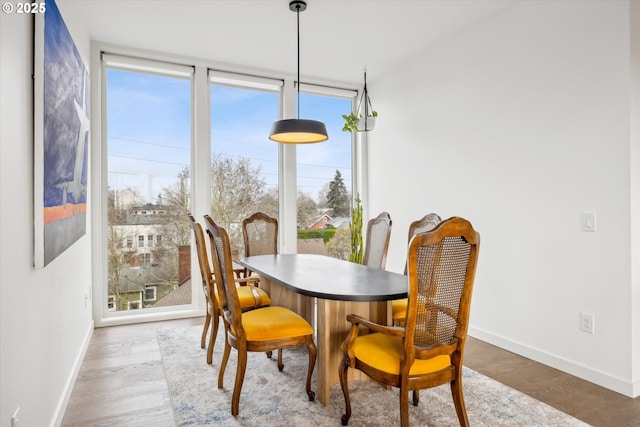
[59, 0, 514, 86]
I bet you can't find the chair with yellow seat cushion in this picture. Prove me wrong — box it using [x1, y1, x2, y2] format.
[242, 211, 278, 279]
[391, 213, 441, 326]
[187, 214, 271, 365]
[339, 217, 480, 427]
[241, 211, 283, 362]
[362, 212, 392, 269]
[204, 214, 317, 416]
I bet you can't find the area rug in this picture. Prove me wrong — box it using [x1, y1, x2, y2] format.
[158, 326, 591, 426]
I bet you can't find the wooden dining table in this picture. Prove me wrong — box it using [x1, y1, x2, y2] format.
[239, 253, 408, 405]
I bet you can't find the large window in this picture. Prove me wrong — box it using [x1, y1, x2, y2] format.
[98, 52, 359, 324]
[104, 56, 193, 315]
[297, 91, 354, 259]
[209, 74, 280, 258]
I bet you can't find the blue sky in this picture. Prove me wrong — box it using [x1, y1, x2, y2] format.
[107, 69, 353, 203]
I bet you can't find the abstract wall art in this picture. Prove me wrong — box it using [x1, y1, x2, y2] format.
[34, 0, 89, 267]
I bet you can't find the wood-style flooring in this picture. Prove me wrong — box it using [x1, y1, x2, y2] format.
[61, 317, 640, 426]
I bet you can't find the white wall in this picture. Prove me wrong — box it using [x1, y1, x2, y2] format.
[370, 1, 639, 397]
[630, 0, 640, 398]
[0, 8, 94, 427]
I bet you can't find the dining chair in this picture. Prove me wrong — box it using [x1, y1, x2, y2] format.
[187, 214, 271, 364]
[362, 212, 392, 270]
[392, 213, 442, 326]
[241, 211, 278, 281]
[339, 217, 480, 427]
[204, 214, 317, 416]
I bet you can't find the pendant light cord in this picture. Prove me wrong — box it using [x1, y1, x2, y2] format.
[296, 5, 301, 120]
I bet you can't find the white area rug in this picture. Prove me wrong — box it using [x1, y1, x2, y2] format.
[158, 325, 591, 426]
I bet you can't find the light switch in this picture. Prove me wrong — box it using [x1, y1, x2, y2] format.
[581, 212, 596, 232]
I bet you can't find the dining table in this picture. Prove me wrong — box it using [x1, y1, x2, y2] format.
[239, 253, 408, 405]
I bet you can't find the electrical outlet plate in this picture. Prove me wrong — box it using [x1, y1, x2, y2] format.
[12, 407, 20, 427]
[580, 312, 595, 334]
[581, 212, 596, 232]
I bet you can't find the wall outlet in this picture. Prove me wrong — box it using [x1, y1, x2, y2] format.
[581, 212, 596, 232]
[12, 407, 20, 427]
[580, 312, 595, 334]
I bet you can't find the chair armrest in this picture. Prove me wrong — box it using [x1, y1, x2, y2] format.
[341, 314, 404, 368]
[346, 314, 404, 337]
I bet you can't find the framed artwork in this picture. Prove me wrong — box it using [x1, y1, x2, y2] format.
[34, 0, 89, 268]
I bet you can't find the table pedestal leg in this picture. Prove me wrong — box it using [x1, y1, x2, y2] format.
[258, 277, 388, 406]
[316, 298, 371, 405]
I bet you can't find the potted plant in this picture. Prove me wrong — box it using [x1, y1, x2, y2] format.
[349, 194, 363, 264]
[342, 69, 378, 133]
[342, 111, 378, 133]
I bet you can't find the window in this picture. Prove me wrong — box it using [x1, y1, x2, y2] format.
[98, 52, 362, 326]
[296, 89, 355, 260]
[103, 54, 193, 318]
[144, 286, 157, 301]
[209, 72, 280, 257]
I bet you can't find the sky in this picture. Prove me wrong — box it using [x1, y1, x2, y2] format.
[107, 69, 353, 205]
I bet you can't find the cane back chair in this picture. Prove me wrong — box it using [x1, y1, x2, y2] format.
[362, 212, 392, 270]
[339, 217, 480, 427]
[204, 214, 317, 416]
[241, 211, 278, 280]
[391, 213, 442, 326]
[187, 214, 270, 364]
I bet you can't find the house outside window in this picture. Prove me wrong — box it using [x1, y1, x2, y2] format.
[138, 235, 144, 247]
[147, 234, 153, 247]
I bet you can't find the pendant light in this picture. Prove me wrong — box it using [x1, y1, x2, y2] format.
[269, 0, 328, 144]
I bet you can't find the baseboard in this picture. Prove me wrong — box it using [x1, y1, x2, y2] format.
[468, 326, 638, 398]
[51, 319, 95, 427]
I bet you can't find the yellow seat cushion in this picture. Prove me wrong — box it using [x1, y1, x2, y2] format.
[240, 306, 313, 342]
[391, 298, 408, 321]
[353, 332, 451, 376]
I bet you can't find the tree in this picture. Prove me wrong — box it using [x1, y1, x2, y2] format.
[107, 186, 143, 309]
[317, 182, 329, 208]
[326, 228, 350, 260]
[157, 167, 191, 248]
[211, 154, 267, 256]
[326, 169, 349, 216]
[297, 191, 318, 228]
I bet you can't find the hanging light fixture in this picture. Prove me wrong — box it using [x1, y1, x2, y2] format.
[269, 0, 328, 144]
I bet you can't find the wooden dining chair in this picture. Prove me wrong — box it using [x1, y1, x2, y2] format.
[362, 212, 392, 270]
[187, 214, 270, 364]
[392, 213, 442, 326]
[339, 217, 480, 427]
[241, 211, 278, 281]
[204, 214, 317, 416]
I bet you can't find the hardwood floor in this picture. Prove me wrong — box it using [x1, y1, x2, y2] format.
[62, 318, 640, 426]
